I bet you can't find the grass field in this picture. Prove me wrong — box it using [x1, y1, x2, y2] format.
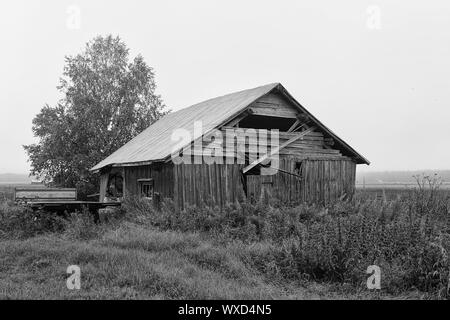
[356, 187, 450, 201]
[0, 180, 449, 300]
[0, 223, 375, 299]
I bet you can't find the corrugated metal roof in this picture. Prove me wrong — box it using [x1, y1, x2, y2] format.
[91, 82, 369, 171]
[91, 83, 279, 171]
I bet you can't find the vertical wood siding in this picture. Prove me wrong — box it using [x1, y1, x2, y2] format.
[173, 163, 245, 210]
[123, 163, 174, 199]
[246, 157, 356, 204]
[119, 158, 356, 207]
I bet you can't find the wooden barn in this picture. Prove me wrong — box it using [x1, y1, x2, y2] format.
[91, 83, 369, 209]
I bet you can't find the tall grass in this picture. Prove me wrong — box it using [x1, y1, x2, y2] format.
[122, 176, 450, 298]
[1, 175, 449, 299]
[0, 201, 66, 239]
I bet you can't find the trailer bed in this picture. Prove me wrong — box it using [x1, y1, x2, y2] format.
[27, 201, 121, 223]
[28, 201, 121, 211]
[14, 187, 121, 221]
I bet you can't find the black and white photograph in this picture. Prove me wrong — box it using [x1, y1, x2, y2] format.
[0, 0, 449, 306]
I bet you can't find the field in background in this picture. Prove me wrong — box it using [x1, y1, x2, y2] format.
[356, 170, 450, 185]
[356, 187, 450, 201]
[357, 183, 450, 190]
[0, 184, 27, 201]
[0, 183, 45, 201]
[3, 183, 449, 201]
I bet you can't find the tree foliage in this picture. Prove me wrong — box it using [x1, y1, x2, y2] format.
[24, 35, 167, 197]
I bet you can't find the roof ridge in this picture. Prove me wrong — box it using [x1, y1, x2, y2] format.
[170, 82, 279, 114]
[91, 81, 369, 171]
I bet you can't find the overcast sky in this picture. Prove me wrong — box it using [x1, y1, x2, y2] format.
[1, 0, 449, 174]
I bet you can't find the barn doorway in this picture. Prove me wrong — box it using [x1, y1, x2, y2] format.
[105, 171, 124, 202]
[244, 163, 274, 203]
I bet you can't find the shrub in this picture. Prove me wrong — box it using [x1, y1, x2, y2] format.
[0, 202, 104, 241]
[0, 202, 66, 239]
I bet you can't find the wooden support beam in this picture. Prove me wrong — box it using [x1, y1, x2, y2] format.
[291, 115, 312, 133]
[248, 107, 298, 119]
[274, 167, 303, 178]
[287, 119, 301, 132]
[242, 126, 316, 174]
[292, 123, 308, 133]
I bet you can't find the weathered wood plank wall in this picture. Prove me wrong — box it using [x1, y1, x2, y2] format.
[123, 163, 174, 199]
[173, 163, 245, 210]
[200, 128, 349, 160]
[247, 157, 356, 204]
[248, 92, 298, 118]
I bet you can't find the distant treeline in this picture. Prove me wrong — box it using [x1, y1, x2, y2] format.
[0, 173, 31, 184]
[356, 170, 450, 185]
